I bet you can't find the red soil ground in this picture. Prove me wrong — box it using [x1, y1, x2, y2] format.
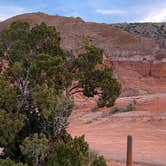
[68, 93, 166, 166]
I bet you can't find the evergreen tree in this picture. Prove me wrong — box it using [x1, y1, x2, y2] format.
[0, 21, 121, 165]
[0, 158, 27, 166]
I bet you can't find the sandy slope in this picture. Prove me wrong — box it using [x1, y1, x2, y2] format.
[68, 93, 166, 166]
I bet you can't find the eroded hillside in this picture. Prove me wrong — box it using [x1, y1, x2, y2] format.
[1, 13, 166, 166]
[0, 12, 166, 97]
[113, 22, 166, 48]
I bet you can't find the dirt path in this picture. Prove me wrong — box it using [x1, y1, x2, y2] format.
[68, 93, 166, 166]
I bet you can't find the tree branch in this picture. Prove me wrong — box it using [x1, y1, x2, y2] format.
[68, 85, 80, 93]
[70, 90, 84, 95]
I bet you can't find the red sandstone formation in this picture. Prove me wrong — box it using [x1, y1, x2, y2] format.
[1, 12, 165, 96]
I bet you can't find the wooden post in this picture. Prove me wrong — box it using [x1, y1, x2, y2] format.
[126, 135, 133, 166]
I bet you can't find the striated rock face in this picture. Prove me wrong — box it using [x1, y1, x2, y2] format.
[112, 61, 166, 96]
[0, 12, 166, 96]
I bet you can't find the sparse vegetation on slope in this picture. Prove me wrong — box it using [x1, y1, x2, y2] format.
[111, 100, 137, 114]
[113, 23, 166, 48]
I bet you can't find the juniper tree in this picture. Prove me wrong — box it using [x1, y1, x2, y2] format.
[0, 21, 121, 165]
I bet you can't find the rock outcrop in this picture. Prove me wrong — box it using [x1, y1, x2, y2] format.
[113, 22, 166, 48]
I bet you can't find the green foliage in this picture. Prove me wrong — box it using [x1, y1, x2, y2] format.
[123, 100, 136, 112]
[0, 21, 117, 165]
[0, 158, 28, 166]
[29, 22, 63, 56]
[31, 85, 57, 119]
[46, 136, 89, 166]
[74, 44, 103, 71]
[0, 110, 25, 147]
[91, 156, 107, 166]
[46, 136, 107, 166]
[0, 76, 18, 112]
[29, 54, 66, 91]
[88, 150, 107, 166]
[97, 68, 121, 107]
[20, 133, 48, 166]
[78, 68, 121, 107]
[68, 45, 121, 107]
[111, 100, 137, 114]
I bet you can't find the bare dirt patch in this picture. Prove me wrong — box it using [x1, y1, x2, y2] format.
[68, 94, 166, 166]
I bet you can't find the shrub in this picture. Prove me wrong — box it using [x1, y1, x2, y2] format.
[0, 158, 27, 166]
[46, 136, 107, 166]
[89, 150, 107, 166]
[91, 156, 107, 166]
[111, 100, 137, 114]
[46, 136, 89, 166]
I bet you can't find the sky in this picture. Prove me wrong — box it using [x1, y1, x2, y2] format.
[0, 0, 166, 23]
